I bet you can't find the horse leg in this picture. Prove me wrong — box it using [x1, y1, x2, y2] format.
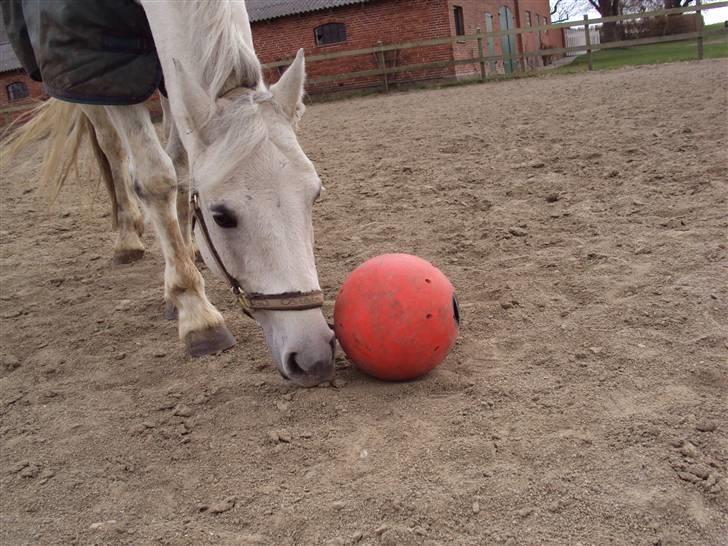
[161, 97, 195, 320]
[161, 96, 198, 264]
[104, 103, 235, 356]
[82, 106, 146, 265]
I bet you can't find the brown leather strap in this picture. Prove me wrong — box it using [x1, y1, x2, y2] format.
[191, 192, 244, 295]
[191, 192, 324, 316]
[247, 291, 325, 311]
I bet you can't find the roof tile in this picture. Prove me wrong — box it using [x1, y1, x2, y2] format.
[247, 0, 373, 22]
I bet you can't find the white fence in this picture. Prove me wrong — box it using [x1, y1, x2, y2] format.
[565, 28, 602, 56]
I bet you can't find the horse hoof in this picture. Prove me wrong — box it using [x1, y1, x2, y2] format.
[185, 325, 236, 357]
[112, 248, 145, 266]
[164, 301, 178, 321]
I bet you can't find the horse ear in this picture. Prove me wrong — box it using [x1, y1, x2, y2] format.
[271, 49, 306, 123]
[172, 59, 214, 139]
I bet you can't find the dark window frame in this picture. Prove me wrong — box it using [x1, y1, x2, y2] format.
[453, 6, 465, 36]
[314, 22, 347, 46]
[525, 11, 532, 27]
[7, 81, 29, 101]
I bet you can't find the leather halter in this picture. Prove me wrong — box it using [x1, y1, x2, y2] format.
[190, 192, 325, 318]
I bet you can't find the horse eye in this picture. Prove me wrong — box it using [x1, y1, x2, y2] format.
[210, 206, 238, 228]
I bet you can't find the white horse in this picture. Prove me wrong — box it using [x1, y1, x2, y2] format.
[4, 0, 335, 387]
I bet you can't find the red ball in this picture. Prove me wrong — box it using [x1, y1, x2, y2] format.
[334, 254, 460, 381]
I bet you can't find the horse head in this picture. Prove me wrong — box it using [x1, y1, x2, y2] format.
[174, 50, 335, 387]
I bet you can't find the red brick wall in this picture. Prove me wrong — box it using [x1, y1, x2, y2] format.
[515, 0, 561, 68]
[251, 0, 563, 92]
[0, 71, 47, 127]
[252, 0, 456, 93]
[0, 71, 46, 107]
[447, 0, 519, 77]
[446, 0, 560, 76]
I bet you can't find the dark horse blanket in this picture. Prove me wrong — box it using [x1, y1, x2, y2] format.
[1, 0, 164, 105]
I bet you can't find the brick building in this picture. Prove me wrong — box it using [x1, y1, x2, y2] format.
[249, 0, 562, 92]
[1, 0, 561, 126]
[0, 20, 47, 125]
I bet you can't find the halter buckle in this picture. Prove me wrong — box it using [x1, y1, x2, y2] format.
[232, 286, 253, 313]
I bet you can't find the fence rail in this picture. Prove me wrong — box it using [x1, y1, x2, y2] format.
[2, 0, 727, 125]
[565, 28, 601, 56]
[262, 0, 728, 86]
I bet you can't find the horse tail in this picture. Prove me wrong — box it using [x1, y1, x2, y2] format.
[0, 98, 119, 229]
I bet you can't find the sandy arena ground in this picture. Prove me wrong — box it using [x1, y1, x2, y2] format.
[1, 59, 727, 545]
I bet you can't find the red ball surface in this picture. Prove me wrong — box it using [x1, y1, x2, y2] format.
[334, 254, 460, 381]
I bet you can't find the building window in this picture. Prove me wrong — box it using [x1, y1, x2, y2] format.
[7, 81, 29, 101]
[453, 6, 465, 36]
[314, 23, 347, 46]
[525, 11, 532, 27]
[543, 15, 549, 25]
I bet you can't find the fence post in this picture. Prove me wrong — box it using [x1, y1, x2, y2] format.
[583, 15, 593, 71]
[696, 0, 704, 60]
[376, 42, 389, 92]
[477, 27, 486, 81]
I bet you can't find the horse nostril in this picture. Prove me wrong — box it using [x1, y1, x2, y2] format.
[286, 352, 305, 379]
[282, 342, 336, 387]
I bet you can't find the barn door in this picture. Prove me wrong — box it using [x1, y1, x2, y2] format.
[484, 12, 496, 73]
[484, 12, 495, 55]
[498, 6, 517, 74]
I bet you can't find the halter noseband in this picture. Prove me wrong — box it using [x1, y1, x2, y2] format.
[190, 192, 325, 318]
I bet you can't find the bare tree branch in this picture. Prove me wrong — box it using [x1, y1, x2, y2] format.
[550, 0, 589, 22]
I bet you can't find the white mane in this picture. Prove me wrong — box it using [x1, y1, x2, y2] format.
[187, 0, 263, 97]
[179, 1, 276, 181]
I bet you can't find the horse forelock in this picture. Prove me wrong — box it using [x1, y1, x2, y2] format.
[198, 95, 270, 187]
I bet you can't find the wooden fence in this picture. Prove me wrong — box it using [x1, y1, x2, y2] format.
[263, 0, 728, 88]
[1, 0, 727, 126]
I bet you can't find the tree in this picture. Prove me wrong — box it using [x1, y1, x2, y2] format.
[550, 0, 587, 21]
[550, 0, 709, 43]
[549, 0, 625, 23]
[586, 0, 623, 41]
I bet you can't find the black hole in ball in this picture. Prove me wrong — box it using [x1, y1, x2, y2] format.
[425, 278, 432, 284]
[426, 313, 433, 319]
[453, 294, 461, 326]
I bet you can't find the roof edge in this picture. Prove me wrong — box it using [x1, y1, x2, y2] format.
[248, 0, 373, 23]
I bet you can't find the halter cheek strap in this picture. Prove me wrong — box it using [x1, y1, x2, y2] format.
[190, 192, 325, 318]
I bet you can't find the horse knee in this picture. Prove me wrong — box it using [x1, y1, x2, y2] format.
[131, 158, 177, 203]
